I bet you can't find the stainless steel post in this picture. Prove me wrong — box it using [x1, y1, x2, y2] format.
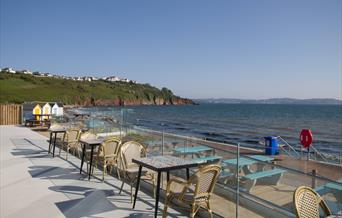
[236, 143, 240, 218]
[162, 128, 164, 156]
[311, 169, 317, 189]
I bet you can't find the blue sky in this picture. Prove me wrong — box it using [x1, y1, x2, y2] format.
[1, 0, 341, 99]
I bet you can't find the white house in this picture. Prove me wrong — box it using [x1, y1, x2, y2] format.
[106, 76, 120, 82]
[42, 103, 52, 120]
[22, 70, 33, 75]
[2, 68, 16, 73]
[52, 103, 63, 116]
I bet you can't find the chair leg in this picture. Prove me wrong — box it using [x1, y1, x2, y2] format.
[207, 200, 213, 218]
[119, 181, 125, 194]
[119, 174, 125, 194]
[190, 204, 199, 218]
[130, 184, 133, 203]
[59, 143, 63, 156]
[66, 147, 69, 160]
[76, 148, 81, 159]
[102, 163, 106, 181]
[116, 168, 121, 180]
[152, 176, 156, 198]
[91, 160, 96, 175]
[163, 195, 172, 218]
[190, 204, 196, 218]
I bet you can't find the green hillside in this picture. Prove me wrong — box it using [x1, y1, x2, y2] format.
[0, 71, 193, 105]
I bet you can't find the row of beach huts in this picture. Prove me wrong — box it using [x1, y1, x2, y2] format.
[23, 102, 64, 119]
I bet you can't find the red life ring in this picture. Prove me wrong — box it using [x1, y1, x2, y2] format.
[300, 129, 313, 148]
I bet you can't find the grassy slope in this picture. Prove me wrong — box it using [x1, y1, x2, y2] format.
[0, 72, 185, 104]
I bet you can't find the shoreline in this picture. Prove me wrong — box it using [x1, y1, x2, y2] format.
[63, 102, 198, 109]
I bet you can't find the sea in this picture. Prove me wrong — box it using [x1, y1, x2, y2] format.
[74, 103, 342, 154]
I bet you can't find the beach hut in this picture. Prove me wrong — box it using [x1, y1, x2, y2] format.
[52, 103, 64, 116]
[32, 104, 42, 120]
[42, 103, 52, 120]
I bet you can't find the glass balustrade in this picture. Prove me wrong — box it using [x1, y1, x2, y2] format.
[54, 110, 342, 217]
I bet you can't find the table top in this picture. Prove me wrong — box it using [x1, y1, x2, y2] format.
[223, 157, 256, 167]
[193, 156, 222, 163]
[173, 145, 213, 154]
[248, 155, 274, 162]
[49, 127, 67, 133]
[79, 138, 104, 146]
[132, 155, 201, 172]
[325, 182, 342, 191]
[223, 155, 275, 167]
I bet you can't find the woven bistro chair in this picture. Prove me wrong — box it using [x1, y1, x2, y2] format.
[95, 137, 122, 181]
[293, 186, 332, 218]
[163, 164, 221, 218]
[117, 141, 155, 203]
[59, 128, 81, 159]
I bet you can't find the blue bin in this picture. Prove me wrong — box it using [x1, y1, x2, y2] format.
[264, 136, 279, 155]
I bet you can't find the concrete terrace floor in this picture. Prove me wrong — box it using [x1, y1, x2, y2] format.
[0, 125, 196, 218]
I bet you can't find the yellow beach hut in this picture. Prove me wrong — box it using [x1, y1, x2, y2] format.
[32, 104, 42, 120]
[42, 103, 52, 120]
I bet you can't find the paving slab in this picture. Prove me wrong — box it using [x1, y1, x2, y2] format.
[0, 126, 189, 218]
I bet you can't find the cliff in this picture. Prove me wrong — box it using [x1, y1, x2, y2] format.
[0, 72, 194, 106]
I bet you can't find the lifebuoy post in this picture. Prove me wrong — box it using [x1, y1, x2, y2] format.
[300, 129, 313, 160]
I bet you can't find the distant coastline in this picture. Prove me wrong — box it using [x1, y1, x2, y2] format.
[194, 98, 342, 105]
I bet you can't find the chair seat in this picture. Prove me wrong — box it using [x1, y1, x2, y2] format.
[98, 154, 117, 159]
[126, 166, 147, 174]
[172, 191, 208, 203]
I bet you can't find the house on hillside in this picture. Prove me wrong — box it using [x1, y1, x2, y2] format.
[22, 70, 33, 75]
[2, 68, 16, 73]
[52, 103, 63, 116]
[83, 76, 92, 82]
[106, 76, 120, 82]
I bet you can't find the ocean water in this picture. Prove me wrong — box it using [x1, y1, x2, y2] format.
[77, 104, 342, 153]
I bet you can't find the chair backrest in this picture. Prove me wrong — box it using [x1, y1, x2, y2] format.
[98, 137, 121, 158]
[65, 128, 81, 143]
[118, 141, 146, 170]
[293, 186, 331, 218]
[192, 164, 221, 200]
[79, 132, 97, 141]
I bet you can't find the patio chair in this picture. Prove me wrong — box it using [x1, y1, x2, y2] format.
[117, 141, 155, 203]
[294, 186, 332, 218]
[163, 164, 221, 218]
[95, 137, 122, 181]
[59, 128, 81, 159]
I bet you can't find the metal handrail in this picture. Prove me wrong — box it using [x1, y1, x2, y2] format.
[275, 136, 341, 165]
[310, 145, 328, 163]
[276, 136, 300, 157]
